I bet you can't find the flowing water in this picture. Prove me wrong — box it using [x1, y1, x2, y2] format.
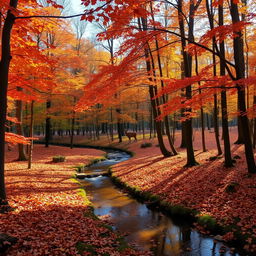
[79, 150, 240, 256]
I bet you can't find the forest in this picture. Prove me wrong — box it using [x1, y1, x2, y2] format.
[0, 0, 256, 255]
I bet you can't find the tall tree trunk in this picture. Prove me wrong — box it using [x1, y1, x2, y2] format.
[234, 0, 246, 145]
[28, 101, 34, 169]
[213, 93, 222, 155]
[180, 111, 187, 148]
[148, 26, 177, 154]
[95, 107, 100, 140]
[16, 90, 27, 161]
[149, 105, 153, 139]
[172, 113, 176, 143]
[139, 17, 171, 157]
[235, 111, 244, 144]
[148, 85, 172, 157]
[142, 115, 145, 139]
[195, 54, 206, 152]
[135, 102, 139, 132]
[0, 0, 19, 207]
[219, 4, 233, 167]
[70, 97, 76, 149]
[116, 108, 123, 143]
[70, 113, 75, 148]
[212, 50, 222, 155]
[205, 0, 222, 155]
[180, 61, 186, 148]
[153, 20, 177, 155]
[178, 0, 199, 166]
[45, 100, 51, 147]
[230, 1, 256, 173]
[110, 107, 114, 141]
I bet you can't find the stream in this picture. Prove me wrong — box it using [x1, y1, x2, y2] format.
[78, 150, 240, 256]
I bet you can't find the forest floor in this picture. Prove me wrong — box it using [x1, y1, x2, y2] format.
[1, 145, 150, 256]
[50, 127, 256, 254]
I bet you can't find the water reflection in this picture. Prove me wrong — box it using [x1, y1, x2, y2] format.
[81, 151, 240, 256]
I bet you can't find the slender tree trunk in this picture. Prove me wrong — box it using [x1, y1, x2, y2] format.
[178, 0, 199, 166]
[213, 94, 222, 155]
[218, 4, 233, 167]
[0, 0, 19, 207]
[149, 105, 153, 139]
[172, 113, 176, 143]
[195, 54, 206, 152]
[70, 97, 76, 149]
[70, 113, 75, 148]
[235, 111, 244, 144]
[230, 1, 256, 173]
[116, 108, 123, 143]
[148, 85, 172, 157]
[28, 101, 34, 169]
[180, 113, 187, 148]
[142, 115, 145, 139]
[45, 100, 51, 147]
[148, 18, 177, 154]
[180, 61, 186, 148]
[153, 20, 177, 155]
[211, 40, 222, 154]
[234, 0, 245, 145]
[205, 0, 222, 156]
[16, 90, 27, 160]
[139, 17, 171, 157]
[206, 113, 210, 130]
[95, 108, 100, 140]
[110, 107, 114, 141]
[212, 44, 222, 155]
[135, 102, 139, 132]
[221, 90, 233, 167]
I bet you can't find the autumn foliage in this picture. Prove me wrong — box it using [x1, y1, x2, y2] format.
[1, 0, 256, 254]
[1, 145, 149, 255]
[110, 131, 256, 253]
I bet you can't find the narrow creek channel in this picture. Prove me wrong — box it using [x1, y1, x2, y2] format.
[77, 150, 240, 256]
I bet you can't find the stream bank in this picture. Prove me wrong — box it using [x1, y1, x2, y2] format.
[3, 145, 147, 256]
[41, 141, 252, 255]
[77, 149, 241, 256]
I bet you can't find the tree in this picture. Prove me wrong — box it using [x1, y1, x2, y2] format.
[0, 0, 19, 208]
[176, 0, 201, 166]
[230, 0, 256, 173]
[0, 0, 68, 207]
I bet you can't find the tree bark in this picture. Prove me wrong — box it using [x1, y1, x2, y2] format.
[149, 105, 153, 139]
[139, 17, 171, 157]
[0, 0, 19, 207]
[230, 1, 256, 173]
[116, 108, 123, 143]
[15, 89, 27, 161]
[195, 54, 206, 152]
[70, 97, 76, 149]
[219, 4, 233, 167]
[178, 0, 199, 166]
[154, 27, 177, 155]
[110, 108, 114, 141]
[45, 100, 51, 147]
[205, 0, 222, 155]
[180, 61, 186, 148]
[235, 111, 244, 144]
[28, 101, 34, 169]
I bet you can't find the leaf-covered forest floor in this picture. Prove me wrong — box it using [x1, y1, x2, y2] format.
[2, 145, 150, 256]
[51, 127, 256, 253]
